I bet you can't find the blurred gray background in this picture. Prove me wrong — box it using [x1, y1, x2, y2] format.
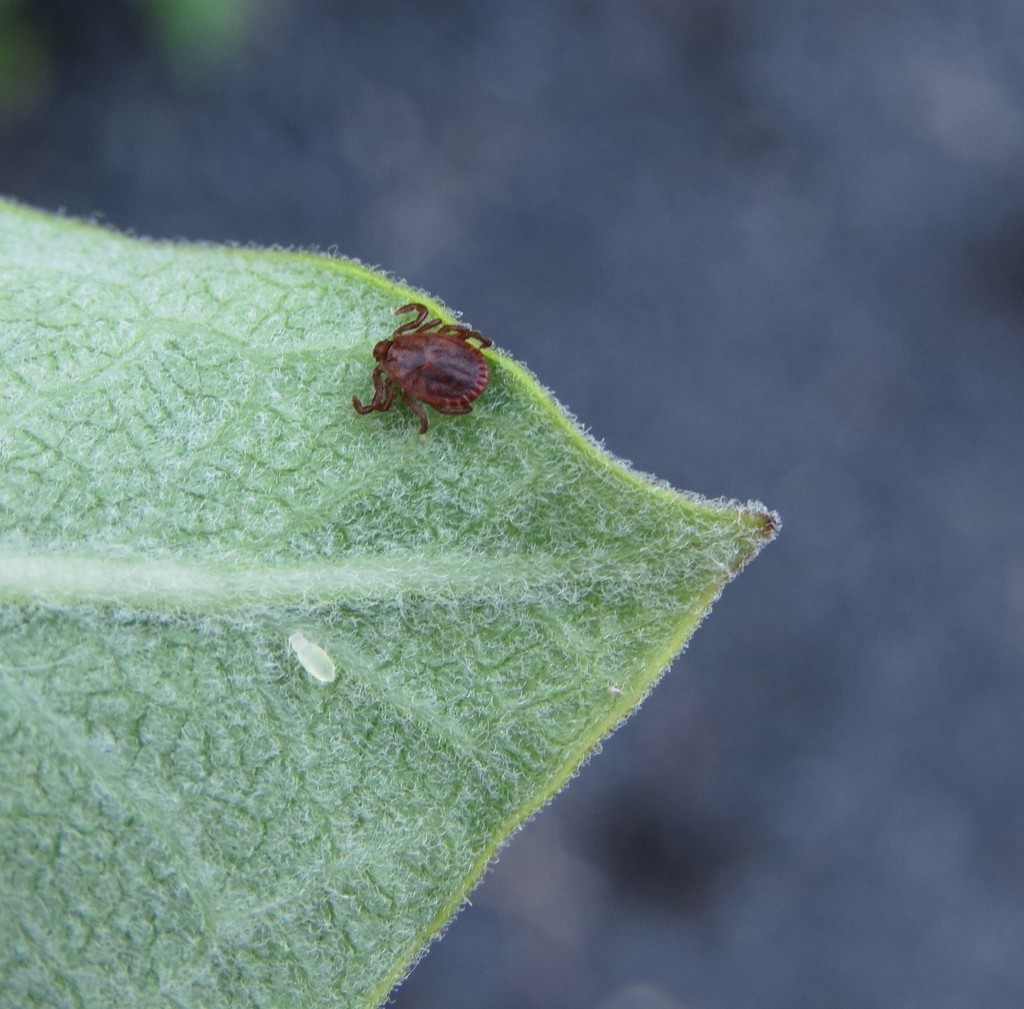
[3, 3, 1023, 1007]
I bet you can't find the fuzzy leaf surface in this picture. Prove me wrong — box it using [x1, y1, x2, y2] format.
[0, 201, 777, 1008]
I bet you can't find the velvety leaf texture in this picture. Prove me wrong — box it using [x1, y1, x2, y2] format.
[0, 200, 777, 1008]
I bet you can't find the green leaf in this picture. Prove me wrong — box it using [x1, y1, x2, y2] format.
[0, 198, 777, 1008]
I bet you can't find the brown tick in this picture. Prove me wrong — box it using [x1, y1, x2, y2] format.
[353, 303, 492, 434]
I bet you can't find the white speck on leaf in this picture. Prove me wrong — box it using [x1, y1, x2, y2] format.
[289, 631, 337, 684]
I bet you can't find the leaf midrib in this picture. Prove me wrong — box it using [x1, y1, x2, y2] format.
[0, 549, 589, 610]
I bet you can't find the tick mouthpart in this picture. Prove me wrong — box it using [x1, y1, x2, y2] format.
[372, 339, 392, 362]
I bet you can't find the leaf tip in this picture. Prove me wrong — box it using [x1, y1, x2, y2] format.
[753, 505, 781, 540]
[728, 500, 782, 574]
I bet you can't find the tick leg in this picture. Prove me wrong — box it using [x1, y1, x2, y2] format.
[371, 363, 387, 403]
[402, 390, 430, 434]
[435, 403, 473, 416]
[357, 365, 385, 410]
[353, 366, 388, 413]
[437, 324, 492, 348]
[393, 303, 428, 336]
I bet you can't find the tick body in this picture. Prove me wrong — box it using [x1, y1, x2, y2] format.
[353, 303, 492, 434]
